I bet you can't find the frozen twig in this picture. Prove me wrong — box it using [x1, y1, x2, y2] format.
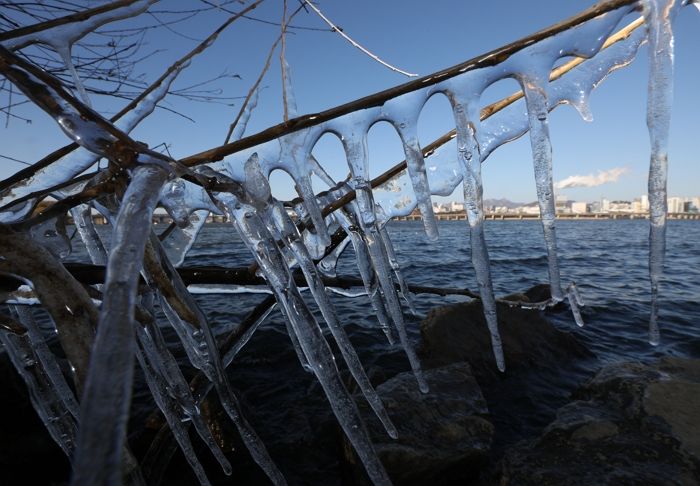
[301, 0, 417, 77]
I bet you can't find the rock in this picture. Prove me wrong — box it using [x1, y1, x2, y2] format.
[499, 357, 700, 485]
[344, 362, 494, 484]
[419, 285, 592, 384]
[0, 349, 71, 484]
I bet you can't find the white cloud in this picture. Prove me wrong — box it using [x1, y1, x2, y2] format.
[554, 167, 629, 189]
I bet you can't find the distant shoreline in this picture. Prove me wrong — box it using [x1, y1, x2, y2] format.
[392, 212, 700, 222]
[76, 212, 700, 226]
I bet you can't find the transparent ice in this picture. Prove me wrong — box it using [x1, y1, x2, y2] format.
[0, 1, 688, 484]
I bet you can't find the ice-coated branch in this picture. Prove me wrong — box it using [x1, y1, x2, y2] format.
[0, 0, 157, 50]
[71, 163, 170, 486]
[180, 0, 638, 167]
[0, 227, 98, 391]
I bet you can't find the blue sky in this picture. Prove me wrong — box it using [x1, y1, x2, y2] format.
[2, 0, 699, 203]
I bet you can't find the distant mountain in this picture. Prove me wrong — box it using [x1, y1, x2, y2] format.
[482, 198, 526, 209]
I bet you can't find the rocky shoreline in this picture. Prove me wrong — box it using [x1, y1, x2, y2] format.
[2, 286, 698, 484]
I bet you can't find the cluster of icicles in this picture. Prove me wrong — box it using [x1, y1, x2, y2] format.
[0, 0, 694, 484]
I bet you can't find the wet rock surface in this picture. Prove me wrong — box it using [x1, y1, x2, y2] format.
[499, 357, 700, 485]
[419, 284, 593, 383]
[419, 286, 596, 453]
[345, 362, 493, 485]
[0, 350, 71, 485]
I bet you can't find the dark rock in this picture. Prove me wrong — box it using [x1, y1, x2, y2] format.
[345, 362, 494, 485]
[0, 349, 71, 485]
[499, 357, 700, 485]
[419, 286, 592, 384]
[418, 287, 596, 454]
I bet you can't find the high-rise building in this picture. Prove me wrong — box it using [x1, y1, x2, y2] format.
[668, 197, 685, 213]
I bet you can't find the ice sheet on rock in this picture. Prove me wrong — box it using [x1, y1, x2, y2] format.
[216, 189, 391, 485]
[644, 0, 679, 345]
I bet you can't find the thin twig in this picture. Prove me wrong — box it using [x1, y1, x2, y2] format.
[301, 0, 417, 77]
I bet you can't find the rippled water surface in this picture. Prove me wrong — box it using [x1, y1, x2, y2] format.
[152, 219, 699, 481]
[20, 219, 700, 484]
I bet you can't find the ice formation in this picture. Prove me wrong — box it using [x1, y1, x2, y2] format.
[0, 0, 689, 484]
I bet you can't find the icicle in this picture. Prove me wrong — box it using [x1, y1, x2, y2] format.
[232, 88, 260, 142]
[162, 210, 209, 267]
[519, 73, 564, 303]
[569, 282, 585, 307]
[378, 226, 418, 316]
[216, 190, 391, 485]
[281, 59, 298, 119]
[342, 130, 428, 391]
[55, 44, 91, 107]
[29, 216, 71, 259]
[244, 156, 398, 439]
[395, 123, 439, 240]
[644, 0, 677, 346]
[134, 341, 213, 486]
[0, 329, 77, 457]
[318, 234, 351, 278]
[449, 97, 505, 372]
[223, 304, 277, 365]
[1, 0, 157, 51]
[333, 210, 396, 345]
[144, 231, 286, 485]
[70, 203, 107, 265]
[12, 306, 80, 419]
[71, 164, 170, 486]
[135, 321, 232, 477]
[567, 289, 585, 327]
[0, 63, 182, 223]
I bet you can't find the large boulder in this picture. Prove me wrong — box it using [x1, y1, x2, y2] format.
[344, 362, 494, 484]
[499, 357, 700, 485]
[419, 284, 592, 384]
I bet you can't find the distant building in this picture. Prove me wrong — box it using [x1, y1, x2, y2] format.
[668, 197, 685, 213]
[520, 205, 541, 215]
[571, 201, 588, 214]
[640, 194, 649, 211]
[601, 198, 610, 212]
[444, 201, 465, 212]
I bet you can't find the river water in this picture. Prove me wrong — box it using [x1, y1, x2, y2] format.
[7, 219, 700, 484]
[148, 219, 699, 484]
